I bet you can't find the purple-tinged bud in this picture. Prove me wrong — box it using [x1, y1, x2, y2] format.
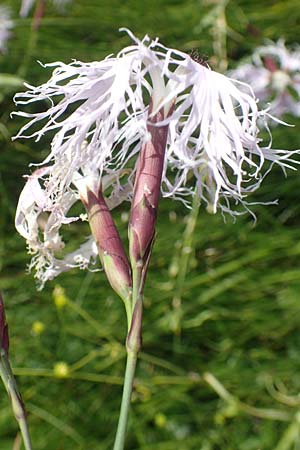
[82, 189, 132, 301]
[129, 101, 171, 269]
[0, 293, 9, 355]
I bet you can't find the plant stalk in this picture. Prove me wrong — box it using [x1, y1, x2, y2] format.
[113, 351, 138, 450]
[0, 350, 33, 450]
[113, 274, 143, 450]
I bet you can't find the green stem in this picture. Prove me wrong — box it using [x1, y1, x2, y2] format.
[113, 267, 143, 450]
[123, 296, 133, 333]
[131, 266, 143, 310]
[0, 351, 33, 450]
[113, 351, 138, 450]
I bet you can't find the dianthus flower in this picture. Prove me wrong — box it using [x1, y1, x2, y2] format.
[15, 164, 131, 287]
[228, 40, 300, 119]
[14, 29, 298, 286]
[13, 31, 300, 450]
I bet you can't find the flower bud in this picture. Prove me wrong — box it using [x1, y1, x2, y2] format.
[82, 188, 132, 301]
[129, 102, 170, 270]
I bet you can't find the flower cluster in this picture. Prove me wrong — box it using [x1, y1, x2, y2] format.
[228, 40, 300, 119]
[14, 30, 299, 286]
[0, 6, 13, 53]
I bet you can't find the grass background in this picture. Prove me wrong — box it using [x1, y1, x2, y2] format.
[1, 0, 300, 449]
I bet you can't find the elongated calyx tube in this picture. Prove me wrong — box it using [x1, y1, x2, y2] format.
[129, 101, 171, 274]
[82, 188, 132, 301]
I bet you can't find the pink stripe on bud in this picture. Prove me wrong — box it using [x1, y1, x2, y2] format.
[0, 293, 9, 354]
[82, 189, 132, 300]
[129, 101, 171, 268]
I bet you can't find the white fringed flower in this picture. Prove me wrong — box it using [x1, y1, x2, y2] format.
[14, 30, 299, 284]
[15, 165, 131, 288]
[14, 30, 298, 208]
[0, 6, 13, 53]
[229, 40, 300, 119]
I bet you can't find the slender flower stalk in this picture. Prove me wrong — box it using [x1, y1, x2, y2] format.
[113, 299, 142, 450]
[0, 294, 33, 450]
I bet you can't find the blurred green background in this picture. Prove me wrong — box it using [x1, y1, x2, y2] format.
[1, 0, 300, 449]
